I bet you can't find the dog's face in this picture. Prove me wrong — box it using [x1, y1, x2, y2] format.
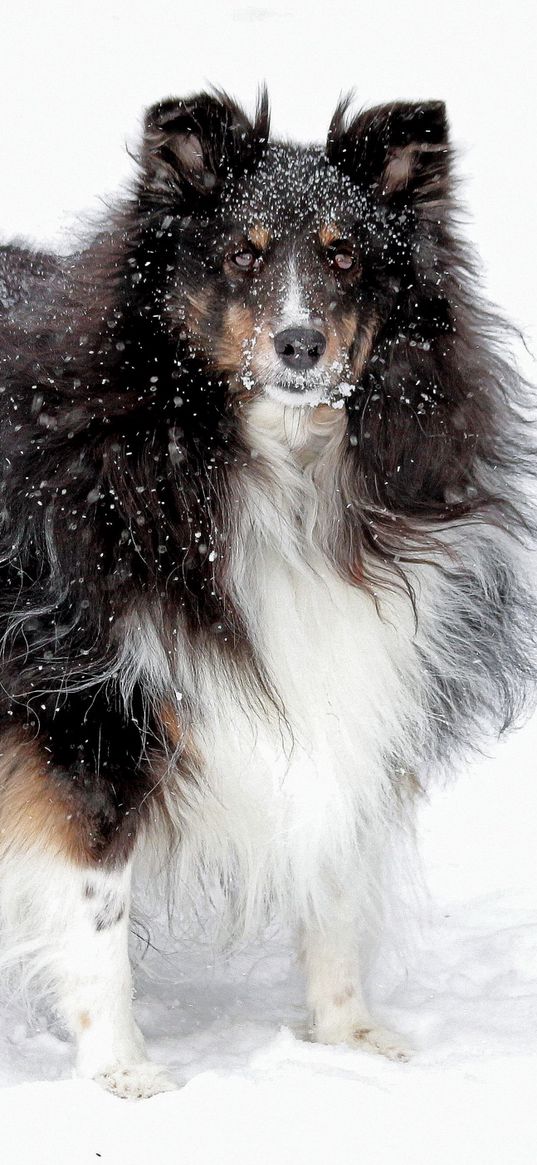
[196, 148, 376, 408]
[140, 92, 450, 408]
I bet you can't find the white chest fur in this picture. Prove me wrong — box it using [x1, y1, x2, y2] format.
[156, 400, 426, 934]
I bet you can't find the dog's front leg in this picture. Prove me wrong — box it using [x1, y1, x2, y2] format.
[0, 700, 178, 1099]
[1, 841, 177, 1097]
[53, 858, 177, 1098]
[299, 903, 411, 1062]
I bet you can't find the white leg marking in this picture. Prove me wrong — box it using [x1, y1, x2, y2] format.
[61, 862, 177, 1097]
[0, 849, 177, 1097]
[301, 905, 412, 1063]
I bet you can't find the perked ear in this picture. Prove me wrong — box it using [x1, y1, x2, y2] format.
[326, 98, 450, 201]
[140, 89, 270, 205]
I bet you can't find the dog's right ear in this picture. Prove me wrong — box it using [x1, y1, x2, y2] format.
[139, 90, 270, 207]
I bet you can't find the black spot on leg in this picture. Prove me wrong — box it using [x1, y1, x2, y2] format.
[84, 883, 96, 899]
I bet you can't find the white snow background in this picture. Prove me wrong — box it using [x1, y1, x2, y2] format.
[1, 1, 536, 1161]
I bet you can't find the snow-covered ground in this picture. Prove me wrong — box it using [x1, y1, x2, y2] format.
[1, 2, 536, 1162]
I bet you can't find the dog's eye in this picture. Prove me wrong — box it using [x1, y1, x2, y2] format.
[330, 244, 357, 272]
[229, 248, 261, 272]
[334, 251, 354, 270]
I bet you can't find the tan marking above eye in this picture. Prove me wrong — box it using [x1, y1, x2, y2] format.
[319, 223, 342, 248]
[248, 222, 271, 251]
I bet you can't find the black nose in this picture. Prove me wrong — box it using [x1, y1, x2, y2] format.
[274, 327, 326, 371]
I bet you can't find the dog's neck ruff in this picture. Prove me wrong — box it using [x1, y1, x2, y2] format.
[134, 394, 424, 938]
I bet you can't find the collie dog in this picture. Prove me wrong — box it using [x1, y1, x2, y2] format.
[0, 91, 533, 1097]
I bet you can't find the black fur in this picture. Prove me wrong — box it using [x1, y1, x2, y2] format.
[0, 90, 534, 866]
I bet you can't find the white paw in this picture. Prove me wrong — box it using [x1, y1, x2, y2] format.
[312, 1014, 412, 1062]
[93, 1061, 178, 1099]
[351, 1024, 412, 1062]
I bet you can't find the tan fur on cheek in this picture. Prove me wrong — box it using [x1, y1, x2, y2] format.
[184, 288, 213, 335]
[334, 312, 359, 351]
[0, 729, 97, 865]
[323, 312, 358, 368]
[213, 304, 255, 372]
[351, 315, 378, 379]
[238, 324, 280, 397]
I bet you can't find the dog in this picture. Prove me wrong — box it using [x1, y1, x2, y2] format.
[0, 90, 534, 1098]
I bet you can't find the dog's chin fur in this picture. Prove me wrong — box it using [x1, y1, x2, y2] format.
[0, 90, 535, 1096]
[263, 384, 340, 408]
[260, 366, 356, 407]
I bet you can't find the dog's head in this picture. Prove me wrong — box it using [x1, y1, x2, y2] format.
[137, 90, 451, 409]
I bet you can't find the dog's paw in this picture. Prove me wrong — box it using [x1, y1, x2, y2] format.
[351, 1024, 412, 1062]
[93, 1061, 178, 1099]
[311, 1011, 412, 1062]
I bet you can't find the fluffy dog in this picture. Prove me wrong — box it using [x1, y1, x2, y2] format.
[0, 91, 533, 1097]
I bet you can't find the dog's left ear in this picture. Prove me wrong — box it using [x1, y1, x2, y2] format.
[326, 99, 450, 201]
[140, 90, 270, 205]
